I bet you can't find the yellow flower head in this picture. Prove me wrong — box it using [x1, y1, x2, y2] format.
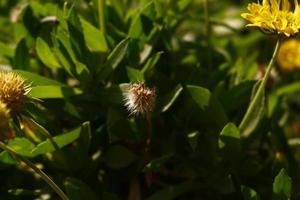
[277, 39, 300, 70]
[0, 101, 10, 128]
[0, 70, 31, 115]
[241, 0, 300, 36]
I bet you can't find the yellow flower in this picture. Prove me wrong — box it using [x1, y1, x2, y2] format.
[241, 0, 300, 36]
[0, 70, 31, 115]
[0, 101, 10, 128]
[277, 39, 300, 70]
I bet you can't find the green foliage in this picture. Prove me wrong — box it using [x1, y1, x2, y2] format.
[0, 0, 300, 199]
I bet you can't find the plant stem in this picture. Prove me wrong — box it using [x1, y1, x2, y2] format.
[98, 0, 106, 33]
[0, 141, 69, 200]
[239, 38, 281, 133]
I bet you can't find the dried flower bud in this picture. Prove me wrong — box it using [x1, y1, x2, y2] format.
[124, 83, 156, 116]
[0, 101, 10, 128]
[0, 70, 31, 115]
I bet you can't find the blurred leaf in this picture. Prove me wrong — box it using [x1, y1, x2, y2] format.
[8, 138, 36, 157]
[80, 18, 108, 52]
[99, 38, 130, 79]
[32, 125, 82, 155]
[276, 82, 300, 96]
[29, 85, 82, 99]
[0, 42, 14, 57]
[104, 145, 137, 169]
[186, 85, 228, 127]
[143, 153, 174, 172]
[14, 38, 30, 70]
[36, 37, 61, 69]
[15, 70, 64, 86]
[126, 67, 144, 83]
[142, 51, 163, 75]
[96, 83, 130, 105]
[242, 186, 260, 200]
[273, 168, 292, 200]
[159, 85, 183, 113]
[0, 151, 16, 164]
[65, 177, 98, 200]
[219, 123, 241, 162]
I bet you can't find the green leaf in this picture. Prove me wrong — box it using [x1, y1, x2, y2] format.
[126, 67, 144, 83]
[0, 42, 14, 57]
[36, 37, 61, 69]
[32, 125, 82, 155]
[273, 168, 292, 199]
[104, 145, 137, 169]
[99, 38, 130, 79]
[80, 18, 108, 52]
[96, 83, 130, 105]
[14, 70, 64, 86]
[0, 151, 17, 164]
[142, 51, 163, 75]
[29, 86, 82, 99]
[143, 153, 174, 172]
[218, 123, 241, 162]
[159, 85, 183, 113]
[239, 81, 265, 137]
[14, 38, 30, 70]
[8, 138, 36, 157]
[186, 85, 228, 128]
[65, 177, 98, 200]
[242, 186, 260, 200]
[276, 82, 300, 96]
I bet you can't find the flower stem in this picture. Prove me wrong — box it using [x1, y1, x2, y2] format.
[0, 141, 69, 200]
[98, 0, 106, 33]
[239, 38, 281, 134]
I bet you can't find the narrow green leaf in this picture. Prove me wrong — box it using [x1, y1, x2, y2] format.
[98, 38, 130, 79]
[8, 138, 36, 157]
[36, 37, 61, 69]
[14, 70, 64, 86]
[29, 86, 82, 99]
[240, 81, 265, 137]
[31, 126, 82, 155]
[159, 85, 183, 113]
[80, 18, 108, 52]
[14, 38, 30, 70]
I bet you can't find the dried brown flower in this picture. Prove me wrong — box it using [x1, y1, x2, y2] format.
[124, 83, 156, 116]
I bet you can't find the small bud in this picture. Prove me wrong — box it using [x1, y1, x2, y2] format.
[124, 83, 156, 116]
[0, 70, 31, 115]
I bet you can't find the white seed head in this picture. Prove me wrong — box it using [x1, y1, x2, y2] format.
[124, 83, 156, 116]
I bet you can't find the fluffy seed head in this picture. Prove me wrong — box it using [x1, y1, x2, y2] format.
[0, 101, 10, 128]
[0, 70, 31, 115]
[124, 83, 156, 116]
